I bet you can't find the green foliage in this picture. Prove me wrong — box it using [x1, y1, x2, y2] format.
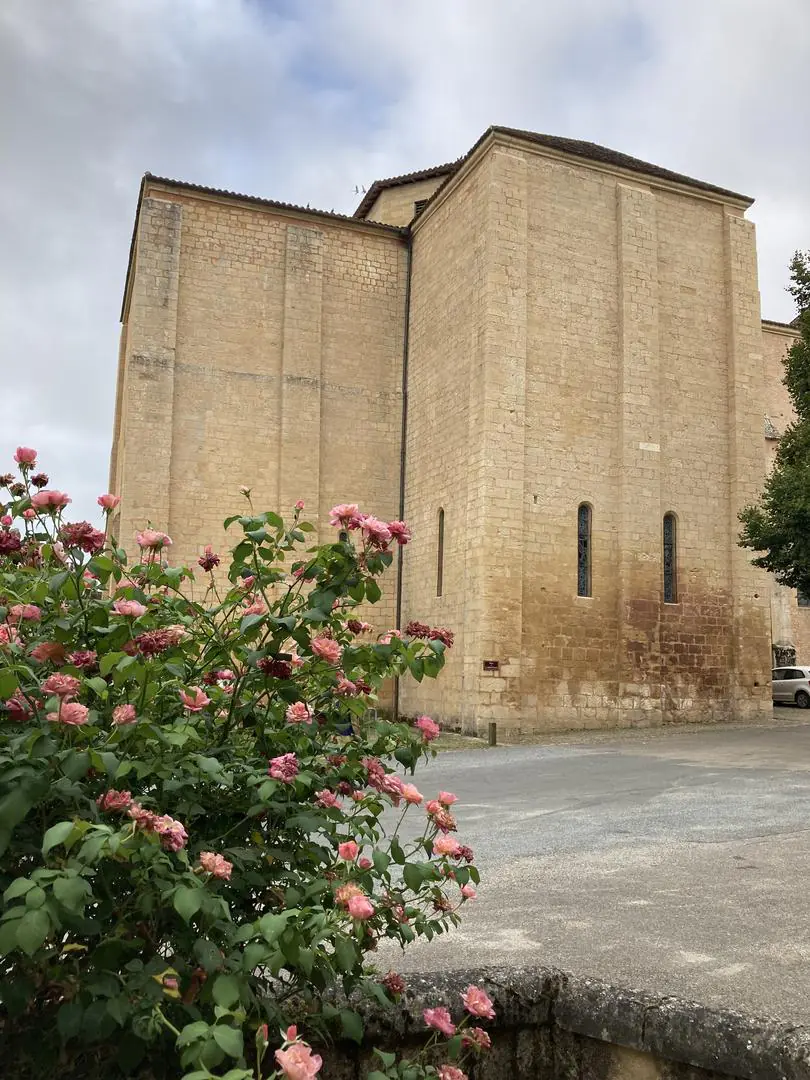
[0, 464, 487, 1079]
[740, 250, 810, 591]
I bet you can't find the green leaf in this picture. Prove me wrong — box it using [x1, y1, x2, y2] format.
[239, 612, 266, 633]
[177, 1020, 211, 1048]
[25, 885, 46, 909]
[297, 946, 313, 976]
[194, 938, 223, 973]
[57, 1001, 83, 1040]
[366, 579, 381, 603]
[403, 862, 425, 893]
[340, 1008, 363, 1044]
[173, 887, 203, 923]
[53, 875, 91, 913]
[3, 878, 34, 903]
[0, 669, 18, 700]
[372, 849, 390, 873]
[334, 936, 357, 972]
[86, 676, 109, 698]
[258, 912, 291, 945]
[212, 974, 241, 1009]
[390, 838, 405, 865]
[16, 909, 50, 956]
[42, 820, 75, 857]
[212, 1025, 243, 1059]
[373, 1049, 397, 1067]
[99, 648, 123, 673]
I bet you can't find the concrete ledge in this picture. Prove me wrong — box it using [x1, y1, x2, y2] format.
[325, 965, 810, 1079]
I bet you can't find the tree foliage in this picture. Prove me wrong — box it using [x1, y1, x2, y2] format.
[739, 250, 810, 593]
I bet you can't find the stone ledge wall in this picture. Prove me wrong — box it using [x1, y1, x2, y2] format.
[321, 966, 810, 1079]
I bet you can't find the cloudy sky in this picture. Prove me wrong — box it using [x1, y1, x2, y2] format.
[1, 0, 809, 521]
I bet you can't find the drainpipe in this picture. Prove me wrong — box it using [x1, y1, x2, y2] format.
[393, 232, 413, 724]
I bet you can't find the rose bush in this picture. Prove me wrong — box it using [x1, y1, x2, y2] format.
[0, 451, 489, 1080]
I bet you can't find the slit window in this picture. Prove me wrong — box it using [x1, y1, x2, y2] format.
[577, 504, 592, 597]
[414, 199, 429, 217]
[663, 513, 677, 603]
[798, 589, 810, 608]
[436, 508, 445, 597]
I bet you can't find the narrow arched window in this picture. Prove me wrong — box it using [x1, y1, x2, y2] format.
[436, 508, 445, 597]
[663, 513, 677, 603]
[577, 504, 592, 597]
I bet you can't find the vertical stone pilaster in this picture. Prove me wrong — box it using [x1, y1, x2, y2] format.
[724, 212, 773, 715]
[463, 148, 528, 727]
[278, 225, 323, 534]
[118, 197, 181, 553]
[616, 184, 662, 720]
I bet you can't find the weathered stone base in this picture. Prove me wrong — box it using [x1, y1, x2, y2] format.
[322, 966, 810, 1079]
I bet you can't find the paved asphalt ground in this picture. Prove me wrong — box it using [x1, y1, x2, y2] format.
[378, 713, 810, 1024]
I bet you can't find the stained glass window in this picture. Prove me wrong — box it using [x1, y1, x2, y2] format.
[663, 513, 677, 603]
[577, 504, 591, 597]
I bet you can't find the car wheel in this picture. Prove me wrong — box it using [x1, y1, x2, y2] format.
[796, 690, 810, 709]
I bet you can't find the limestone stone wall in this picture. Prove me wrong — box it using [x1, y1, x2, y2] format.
[761, 322, 810, 665]
[401, 133, 773, 735]
[320, 966, 810, 1080]
[111, 185, 407, 634]
[362, 175, 450, 227]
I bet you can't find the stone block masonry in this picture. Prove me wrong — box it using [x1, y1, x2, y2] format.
[319, 965, 810, 1079]
[112, 127, 790, 733]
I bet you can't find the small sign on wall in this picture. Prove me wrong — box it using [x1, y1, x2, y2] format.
[482, 660, 500, 673]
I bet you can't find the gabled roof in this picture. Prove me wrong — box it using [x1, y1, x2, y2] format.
[353, 125, 753, 220]
[353, 161, 460, 220]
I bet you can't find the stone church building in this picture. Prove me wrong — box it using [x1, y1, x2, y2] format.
[110, 125, 807, 736]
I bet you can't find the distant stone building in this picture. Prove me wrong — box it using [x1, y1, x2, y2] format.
[111, 125, 807, 736]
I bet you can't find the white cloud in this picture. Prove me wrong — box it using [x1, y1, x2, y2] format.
[1, 0, 807, 519]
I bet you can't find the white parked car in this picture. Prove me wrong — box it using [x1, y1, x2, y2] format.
[771, 666, 810, 708]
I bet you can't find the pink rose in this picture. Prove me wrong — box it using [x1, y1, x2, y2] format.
[22, 509, 35, 520]
[379, 629, 403, 645]
[243, 599, 267, 616]
[9, 603, 41, 622]
[358, 856, 372, 870]
[433, 835, 461, 857]
[461, 985, 495, 1020]
[347, 894, 375, 920]
[198, 851, 233, 880]
[0, 625, 21, 648]
[360, 515, 392, 549]
[14, 446, 37, 466]
[135, 528, 172, 550]
[338, 841, 359, 861]
[269, 753, 298, 783]
[387, 520, 411, 545]
[30, 490, 71, 511]
[461, 884, 477, 900]
[0, 515, 10, 527]
[402, 783, 423, 805]
[423, 1006, 456, 1037]
[8, 604, 39, 624]
[179, 687, 211, 712]
[462, 1027, 491, 1051]
[438, 1068, 468, 1080]
[198, 545, 220, 571]
[112, 704, 137, 725]
[41, 673, 80, 698]
[97, 493, 121, 511]
[96, 789, 133, 812]
[438, 791, 458, 806]
[48, 702, 89, 726]
[274, 1041, 323, 1080]
[415, 715, 440, 741]
[285, 701, 313, 724]
[112, 599, 147, 618]
[294, 499, 305, 511]
[30, 641, 66, 664]
[335, 673, 357, 695]
[310, 636, 342, 665]
[315, 789, 340, 809]
[329, 503, 363, 530]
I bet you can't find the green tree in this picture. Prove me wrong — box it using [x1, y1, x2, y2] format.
[739, 251, 810, 594]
